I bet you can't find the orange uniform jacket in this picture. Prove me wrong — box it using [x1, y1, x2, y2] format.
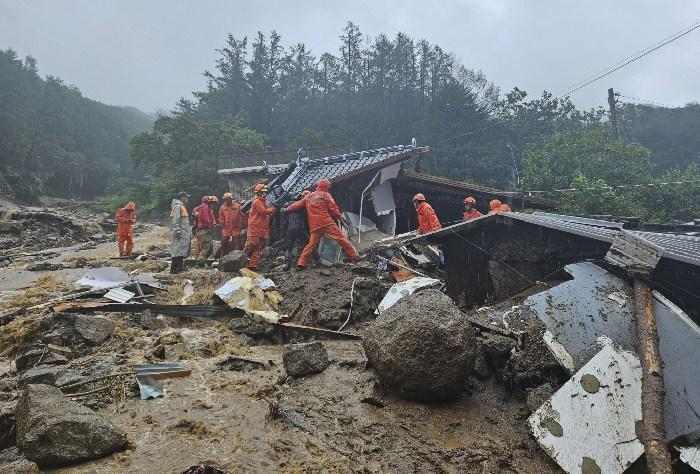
[247, 196, 276, 239]
[219, 203, 242, 237]
[286, 189, 342, 232]
[462, 209, 482, 221]
[416, 201, 441, 234]
[115, 205, 136, 236]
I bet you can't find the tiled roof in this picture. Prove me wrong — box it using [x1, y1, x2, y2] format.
[267, 145, 428, 203]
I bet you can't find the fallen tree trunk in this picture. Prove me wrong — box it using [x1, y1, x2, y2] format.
[634, 278, 672, 473]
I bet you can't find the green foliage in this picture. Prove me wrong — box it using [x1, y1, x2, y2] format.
[128, 114, 264, 210]
[0, 48, 153, 201]
[523, 127, 700, 223]
[521, 127, 652, 191]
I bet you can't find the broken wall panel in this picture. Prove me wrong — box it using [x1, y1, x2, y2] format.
[528, 344, 644, 474]
[526, 263, 700, 443]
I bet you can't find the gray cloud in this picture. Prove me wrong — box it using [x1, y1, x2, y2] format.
[1, 0, 698, 112]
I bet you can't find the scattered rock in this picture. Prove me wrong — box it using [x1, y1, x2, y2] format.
[472, 341, 491, 380]
[282, 341, 330, 377]
[17, 366, 82, 388]
[526, 383, 556, 413]
[25, 262, 62, 272]
[218, 250, 248, 273]
[481, 332, 516, 358]
[15, 384, 127, 466]
[0, 401, 16, 449]
[40, 313, 113, 352]
[15, 347, 69, 372]
[228, 317, 276, 339]
[0, 447, 39, 474]
[363, 289, 477, 402]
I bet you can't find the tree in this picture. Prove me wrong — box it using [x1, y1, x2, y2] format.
[129, 114, 264, 210]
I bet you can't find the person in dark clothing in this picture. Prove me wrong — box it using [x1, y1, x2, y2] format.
[281, 191, 310, 270]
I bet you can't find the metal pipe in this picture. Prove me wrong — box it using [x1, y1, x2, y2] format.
[358, 170, 381, 244]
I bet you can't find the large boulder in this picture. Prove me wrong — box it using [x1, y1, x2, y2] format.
[15, 346, 69, 372]
[218, 250, 248, 273]
[283, 341, 330, 377]
[15, 384, 127, 466]
[363, 289, 476, 402]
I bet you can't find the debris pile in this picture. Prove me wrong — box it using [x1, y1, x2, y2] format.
[0, 196, 698, 473]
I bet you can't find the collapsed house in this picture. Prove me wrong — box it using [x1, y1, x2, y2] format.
[382, 211, 700, 473]
[218, 143, 555, 241]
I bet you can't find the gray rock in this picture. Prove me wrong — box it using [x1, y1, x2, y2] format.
[0, 401, 16, 449]
[481, 332, 516, 359]
[18, 366, 82, 388]
[283, 341, 330, 377]
[218, 250, 248, 273]
[472, 341, 491, 380]
[25, 262, 62, 272]
[526, 383, 556, 413]
[15, 347, 68, 372]
[74, 315, 114, 345]
[15, 384, 127, 466]
[363, 289, 477, 402]
[40, 313, 113, 351]
[0, 447, 39, 474]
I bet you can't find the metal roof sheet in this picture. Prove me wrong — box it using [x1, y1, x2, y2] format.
[415, 212, 700, 267]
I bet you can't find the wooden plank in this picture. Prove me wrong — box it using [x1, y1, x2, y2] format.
[277, 322, 361, 340]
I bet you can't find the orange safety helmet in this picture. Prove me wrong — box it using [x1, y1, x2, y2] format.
[222, 192, 233, 200]
[254, 183, 269, 194]
[124, 201, 136, 210]
[464, 196, 476, 205]
[300, 190, 311, 197]
[208, 195, 219, 203]
[412, 193, 426, 202]
[317, 179, 331, 191]
[489, 199, 502, 211]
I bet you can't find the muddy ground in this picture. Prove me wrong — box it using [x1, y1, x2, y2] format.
[0, 214, 564, 473]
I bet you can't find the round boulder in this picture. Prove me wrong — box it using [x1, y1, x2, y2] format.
[363, 289, 476, 402]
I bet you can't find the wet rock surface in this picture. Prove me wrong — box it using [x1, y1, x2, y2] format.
[363, 289, 477, 402]
[0, 401, 16, 449]
[17, 366, 82, 388]
[40, 312, 114, 351]
[15, 384, 127, 466]
[217, 250, 248, 273]
[283, 341, 330, 377]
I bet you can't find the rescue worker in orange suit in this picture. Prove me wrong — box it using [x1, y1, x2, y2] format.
[219, 192, 242, 255]
[412, 193, 442, 234]
[462, 196, 482, 221]
[285, 179, 358, 270]
[193, 196, 217, 260]
[115, 201, 136, 256]
[488, 199, 512, 214]
[244, 184, 277, 270]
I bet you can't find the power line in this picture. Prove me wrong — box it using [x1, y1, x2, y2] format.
[555, 21, 700, 97]
[618, 94, 678, 109]
[431, 20, 700, 145]
[558, 21, 700, 98]
[520, 179, 700, 194]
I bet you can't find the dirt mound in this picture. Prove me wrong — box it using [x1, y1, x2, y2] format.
[270, 266, 388, 329]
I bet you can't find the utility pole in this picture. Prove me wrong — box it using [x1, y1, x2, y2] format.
[608, 88, 619, 139]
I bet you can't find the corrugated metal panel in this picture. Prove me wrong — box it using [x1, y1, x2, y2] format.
[414, 212, 700, 268]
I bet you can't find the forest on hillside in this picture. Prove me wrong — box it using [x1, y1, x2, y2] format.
[0, 48, 153, 201]
[130, 22, 699, 221]
[1, 22, 698, 221]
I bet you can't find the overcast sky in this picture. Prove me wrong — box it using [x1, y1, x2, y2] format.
[1, 0, 699, 113]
